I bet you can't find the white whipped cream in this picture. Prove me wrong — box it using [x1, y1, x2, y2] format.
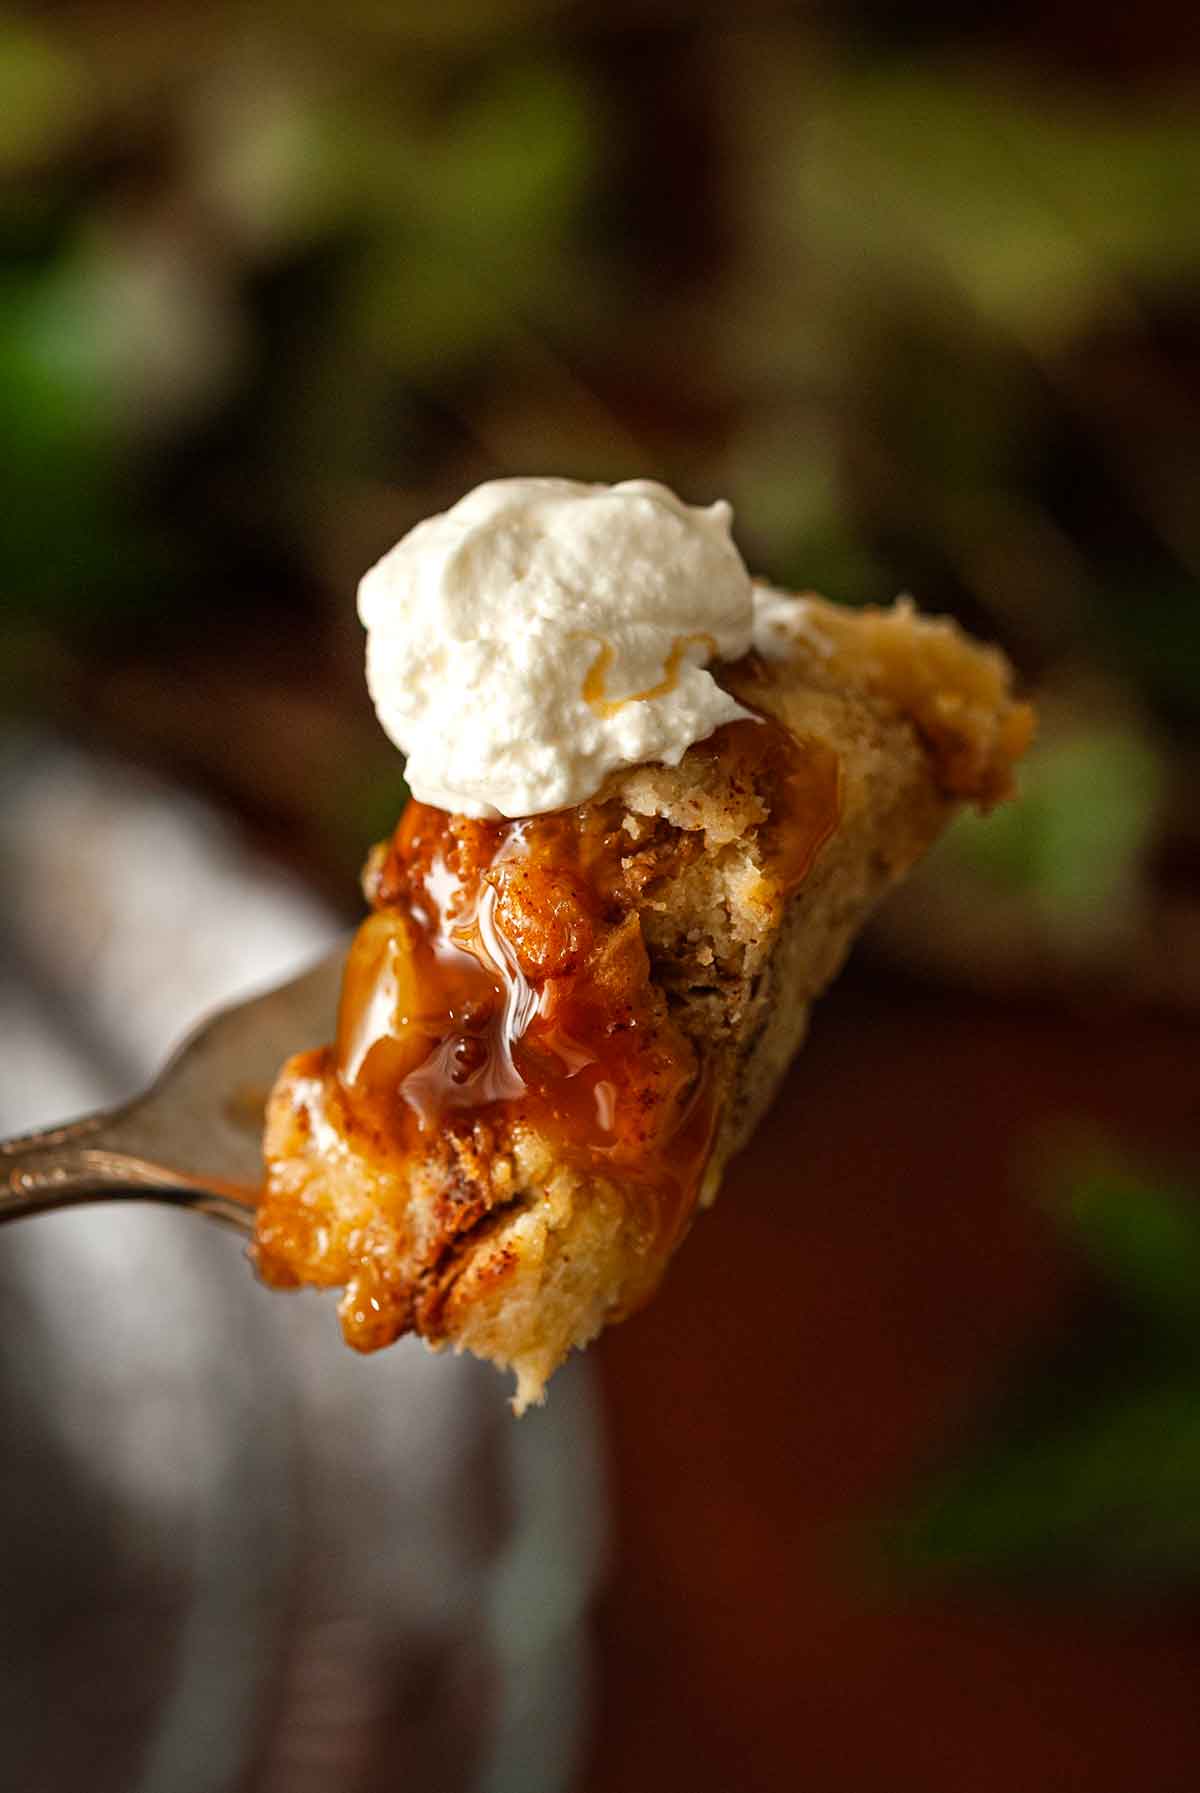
[358, 477, 757, 818]
[750, 584, 836, 661]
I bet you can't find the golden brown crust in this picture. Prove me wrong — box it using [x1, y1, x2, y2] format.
[746, 589, 1035, 805]
[256, 593, 1033, 1408]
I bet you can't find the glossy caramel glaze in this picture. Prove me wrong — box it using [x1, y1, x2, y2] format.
[339, 792, 709, 1265]
[258, 714, 842, 1342]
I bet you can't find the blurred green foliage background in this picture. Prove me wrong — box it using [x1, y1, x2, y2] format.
[3, 4, 1197, 930]
[3, 1, 1199, 1599]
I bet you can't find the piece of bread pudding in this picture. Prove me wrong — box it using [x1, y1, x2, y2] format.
[255, 591, 1032, 1408]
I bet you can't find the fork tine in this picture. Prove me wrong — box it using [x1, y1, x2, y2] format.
[1, 940, 349, 1228]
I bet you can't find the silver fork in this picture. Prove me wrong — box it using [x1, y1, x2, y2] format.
[0, 943, 346, 1232]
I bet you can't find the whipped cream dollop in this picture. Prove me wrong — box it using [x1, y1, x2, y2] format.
[358, 477, 757, 818]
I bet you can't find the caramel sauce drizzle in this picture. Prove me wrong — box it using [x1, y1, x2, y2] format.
[331, 715, 842, 1271]
[580, 632, 719, 719]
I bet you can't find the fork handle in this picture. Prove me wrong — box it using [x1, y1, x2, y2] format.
[0, 1110, 254, 1233]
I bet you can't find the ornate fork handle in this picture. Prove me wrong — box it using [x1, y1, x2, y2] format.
[0, 1110, 255, 1233]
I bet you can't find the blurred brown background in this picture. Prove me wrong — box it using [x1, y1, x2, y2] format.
[2, 4, 1199, 1791]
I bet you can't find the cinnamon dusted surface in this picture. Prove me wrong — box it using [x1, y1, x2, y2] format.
[255, 594, 1032, 1407]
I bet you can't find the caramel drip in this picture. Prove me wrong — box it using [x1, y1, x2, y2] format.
[580, 632, 719, 719]
[330, 715, 842, 1271]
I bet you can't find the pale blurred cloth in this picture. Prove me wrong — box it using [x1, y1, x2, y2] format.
[0, 730, 336, 1124]
[0, 734, 604, 1793]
